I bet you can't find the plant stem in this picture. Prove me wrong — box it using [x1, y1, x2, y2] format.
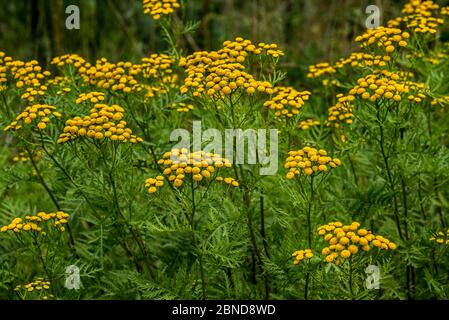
[24, 144, 76, 248]
[190, 178, 207, 300]
[260, 195, 270, 259]
[376, 108, 403, 241]
[349, 258, 354, 300]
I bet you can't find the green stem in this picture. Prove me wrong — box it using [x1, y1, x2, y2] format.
[25, 144, 76, 248]
[190, 178, 207, 300]
[376, 108, 404, 241]
[349, 258, 354, 300]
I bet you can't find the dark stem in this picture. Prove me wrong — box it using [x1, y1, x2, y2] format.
[260, 195, 270, 259]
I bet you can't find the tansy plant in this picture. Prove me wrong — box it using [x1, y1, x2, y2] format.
[1, 0, 449, 301]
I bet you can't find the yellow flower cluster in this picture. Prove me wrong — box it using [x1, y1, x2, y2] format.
[76, 92, 106, 104]
[0, 52, 10, 90]
[322, 79, 342, 88]
[145, 149, 238, 193]
[12, 150, 42, 163]
[57, 104, 143, 144]
[7, 59, 51, 89]
[324, 94, 354, 128]
[15, 279, 51, 293]
[403, 0, 439, 14]
[388, 0, 443, 34]
[430, 230, 449, 244]
[349, 70, 426, 103]
[46, 76, 72, 95]
[263, 86, 311, 119]
[335, 52, 391, 69]
[307, 53, 391, 80]
[52, 54, 177, 97]
[4, 104, 61, 132]
[297, 118, 320, 130]
[0, 57, 51, 100]
[318, 222, 397, 264]
[442, 6, 449, 16]
[142, 0, 180, 20]
[179, 37, 278, 97]
[307, 62, 336, 79]
[284, 147, 341, 179]
[141, 54, 174, 79]
[51, 54, 86, 68]
[142, 84, 169, 99]
[53, 55, 141, 93]
[291, 249, 314, 265]
[83, 58, 141, 93]
[431, 96, 449, 106]
[409, 49, 449, 65]
[355, 27, 409, 54]
[171, 102, 193, 113]
[1, 211, 70, 234]
[20, 85, 48, 103]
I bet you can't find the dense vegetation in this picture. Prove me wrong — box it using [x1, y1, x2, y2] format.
[1, 0, 449, 300]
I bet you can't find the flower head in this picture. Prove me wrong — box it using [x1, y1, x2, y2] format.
[263, 86, 311, 119]
[318, 221, 397, 265]
[3, 104, 61, 132]
[142, 0, 180, 20]
[291, 249, 314, 265]
[1, 211, 70, 234]
[145, 149, 239, 193]
[179, 37, 281, 97]
[284, 147, 341, 179]
[57, 103, 143, 144]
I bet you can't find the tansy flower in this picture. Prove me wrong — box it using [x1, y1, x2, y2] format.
[263, 86, 311, 119]
[431, 96, 449, 107]
[1, 211, 70, 234]
[307, 53, 390, 80]
[53, 55, 143, 94]
[170, 102, 194, 113]
[14, 278, 54, 300]
[3, 104, 61, 132]
[76, 92, 106, 105]
[145, 149, 239, 193]
[429, 229, 449, 245]
[355, 27, 409, 54]
[297, 118, 320, 130]
[307, 62, 336, 79]
[57, 103, 143, 144]
[324, 94, 354, 128]
[388, 0, 443, 34]
[12, 150, 42, 164]
[6, 59, 51, 89]
[140, 54, 175, 79]
[349, 70, 428, 103]
[179, 37, 279, 98]
[318, 221, 397, 265]
[284, 146, 341, 179]
[142, 0, 181, 20]
[335, 52, 391, 69]
[46, 76, 72, 95]
[291, 249, 314, 265]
